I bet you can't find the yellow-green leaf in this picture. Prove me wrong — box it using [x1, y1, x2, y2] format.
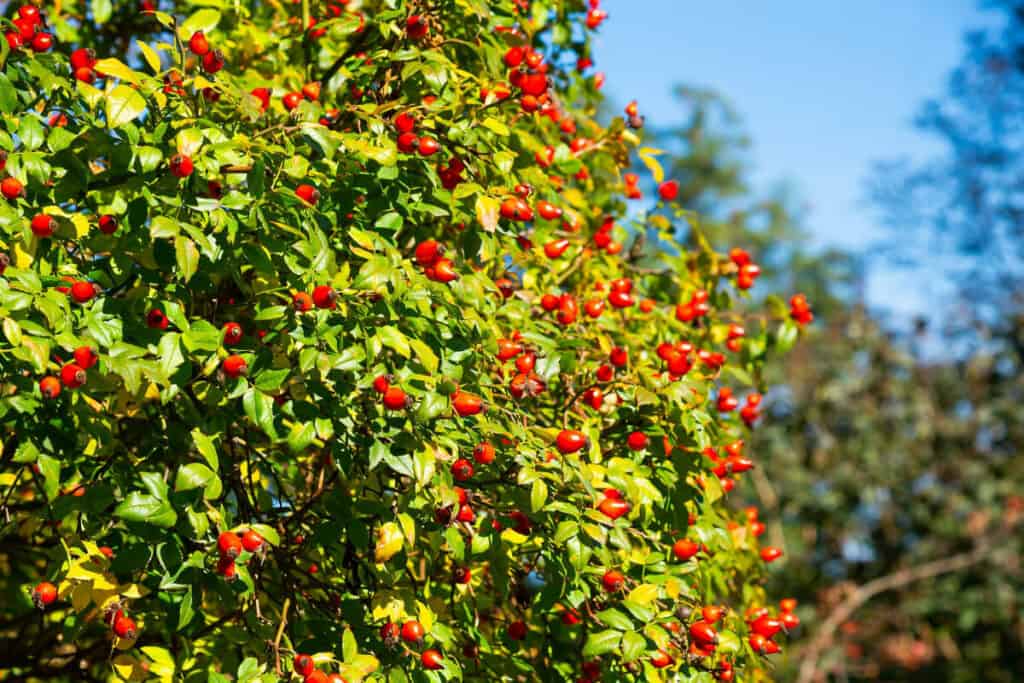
[476, 195, 500, 233]
[95, 58, 145, 85]
[627, 583, 660, 605]
[136, 41, 162, 74]
[105, 85, 146, 128]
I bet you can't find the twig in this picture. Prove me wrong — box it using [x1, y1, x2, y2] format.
[796, 540, 1001, 683]
[273, 597, 291, 676]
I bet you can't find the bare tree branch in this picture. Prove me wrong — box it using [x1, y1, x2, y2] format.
[796, 540, 1001, 683]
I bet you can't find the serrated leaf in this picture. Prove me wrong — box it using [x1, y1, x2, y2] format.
[106, 85, 147, 128]
[179, 9, 221, 37]
[583, 629, 622, 657]
[530, 479, 548, 512]
[626, 583, 659, 605]
[620, 631, 647, 663]
[475, 195, 500, 233]
[114, 492, 177, 528]
[137, 41, 162, 73]
[174, 463, 222, 499]
[175, 236, 199, 282]
[96, 59, 145, 85]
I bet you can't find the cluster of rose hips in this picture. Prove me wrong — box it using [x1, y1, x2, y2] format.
[496, 333, 547, 400]
[790, 293, 814, 325]
[584, 0, 608, 30]
[581, 277, 635, 321]
[4, 5, 53, 53]
[379, 620, 445, 671]
[394, 111, 440, 157]
[30, 211, 119, 240]
[500, 44, 551, 113]
[729, 248, 762, 290]
[675, 289, 712, 323]
[307, 1, 366, 40]
[596, 487, 630, 520]
[292, 282, 338, 313]
[575, 344, 630, 409]
[70, 47, 100, 83]
[37, 345, 99, 400]
[436, 155, 466, 190]
[539, 291, 579, 325]
[740, 392, 762, 426]
[215, 528, 264, 580]
[374, 374, 412, 411]
[703, 440, 755, 494]
[282, 82, 321, 112]
[623, 172, 642, 200]
[292, 653, 348, 683]
[716, 387, 763, 426]
[187, 30, 225, 74]
[745, 600, 800, 655]
[725, 323, 745, 352]
[592, 216, 624, 255]
[414, 239, 458, 283]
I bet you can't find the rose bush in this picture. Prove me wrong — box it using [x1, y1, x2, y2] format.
[0, 1, 810, 681]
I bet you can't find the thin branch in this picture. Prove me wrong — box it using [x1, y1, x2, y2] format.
[273, 597, 291, 676]
[796, 540, 1002, 683]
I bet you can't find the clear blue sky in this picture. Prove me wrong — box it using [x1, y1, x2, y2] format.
[595, 0, 994, 311]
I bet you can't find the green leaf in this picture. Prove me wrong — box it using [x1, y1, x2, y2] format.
[114, 492, 178, 528]
[36, 453, 60, 501]
[175, 236, 199, 282]
[243, 389, 278, 439]
[620, 631, 646, 663]
[254, 368, 290, 392]
[0, 73, 17, 114]
[375, 212, 403, 231]
[18, 115, 45, 151]
[175, 463, 223, 499]
[582, 629, 622, 657]
[95, 58, 145, 84]
[180, 9, 221, 38]
[342, 628, 358, 663]
[530, 479, 548, 512]
[92, 0, 113, 24]
[178, 587, 195, 630]
[237, 658, 261, 683]
[775, 319, 799, 353]
[106, 85, 147, 128]
[597, 608, 635, 633]
[137, 40, 162, 73]
[377, 326, 410, 357]
[286, 422, 316, 453]
[409, 339, 438, 373]
[476, 195, 500, 232]
[554, 521, 578, 544]
[369, 440, 388, 472]
[481, 117, 509, 136]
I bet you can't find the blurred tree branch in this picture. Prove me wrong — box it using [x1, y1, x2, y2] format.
[796, 536, 1012, 683]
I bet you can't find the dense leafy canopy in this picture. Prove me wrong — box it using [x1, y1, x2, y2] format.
[0, 1, 809, 682]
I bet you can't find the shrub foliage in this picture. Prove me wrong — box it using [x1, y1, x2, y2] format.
[0, 1, 808, 681]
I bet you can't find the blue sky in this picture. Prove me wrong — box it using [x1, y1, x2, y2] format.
[595, 0, 994, 312]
